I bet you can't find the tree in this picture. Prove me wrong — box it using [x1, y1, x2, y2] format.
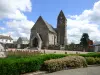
[80, 33, 89, 51]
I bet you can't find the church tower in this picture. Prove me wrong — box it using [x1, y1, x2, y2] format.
[57, 10, 67, 46]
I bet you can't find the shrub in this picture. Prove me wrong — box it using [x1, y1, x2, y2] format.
[85, 57, 100, 65]
[0, 58, 43, 75]
[0, 54, 67, 75]
[85, 57, 96, 65]
[95, 58, 100, 64]
[43, 56, 87, 72]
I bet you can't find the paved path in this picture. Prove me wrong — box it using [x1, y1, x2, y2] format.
[43, 66, 100, 75]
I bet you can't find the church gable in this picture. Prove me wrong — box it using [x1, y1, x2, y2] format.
[31, 16, 56, 34]
[31, 16, 49, 31]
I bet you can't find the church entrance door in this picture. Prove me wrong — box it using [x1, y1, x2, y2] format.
[32, 37, 38, 47]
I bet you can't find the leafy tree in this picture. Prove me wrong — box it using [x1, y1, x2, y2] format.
[80, 33, 89, 51]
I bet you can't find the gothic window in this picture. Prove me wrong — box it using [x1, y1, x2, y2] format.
[54, 35, 56, 45]
[52, 35, 53, 42]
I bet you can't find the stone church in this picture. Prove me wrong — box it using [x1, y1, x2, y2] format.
[30, 10, 67, 49]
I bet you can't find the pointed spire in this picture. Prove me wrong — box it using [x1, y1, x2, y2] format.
[60, 10, 63, 14]
[58, 10, 66, 20]
[59, 10, 64, 15]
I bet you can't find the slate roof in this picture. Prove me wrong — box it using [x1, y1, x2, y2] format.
[0, 35, 13, 40]
[44, 20, 56, 33]
[38, 16, 56, 34]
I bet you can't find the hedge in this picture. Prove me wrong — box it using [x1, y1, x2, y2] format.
[79, 53, 100, 57]
[0, 54, 66, 75]
[43, 56, 87, 72]
[0, 58, 42, 75]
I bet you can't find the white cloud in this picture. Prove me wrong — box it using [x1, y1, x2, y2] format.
[6, 20, 34, 39]
[67, 1, 100, 44]
[0, 0, 34, 40]
[0, 27, 5, 30]
[0, 0, 31, 20]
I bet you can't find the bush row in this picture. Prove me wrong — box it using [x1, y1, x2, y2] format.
[79, 53, 100, 57]
[0, 54, 66, 75]
[0, 57, 42, 75]
[0, 53, 100, 75]
[43, 56, 87, 72]
[85, 57, 100, 65]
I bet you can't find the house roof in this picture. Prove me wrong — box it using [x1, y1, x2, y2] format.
[0, 35, 13, 40]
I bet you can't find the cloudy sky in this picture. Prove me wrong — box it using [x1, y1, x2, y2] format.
[0, 0, 100, 44]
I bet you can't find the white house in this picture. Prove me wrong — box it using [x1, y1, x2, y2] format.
[0, 35, 13, 44]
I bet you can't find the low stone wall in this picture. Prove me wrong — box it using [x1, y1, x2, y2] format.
[41, 49, 88, 54]
[48, 45, 60, 50]
[7, 48, 89, 55]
